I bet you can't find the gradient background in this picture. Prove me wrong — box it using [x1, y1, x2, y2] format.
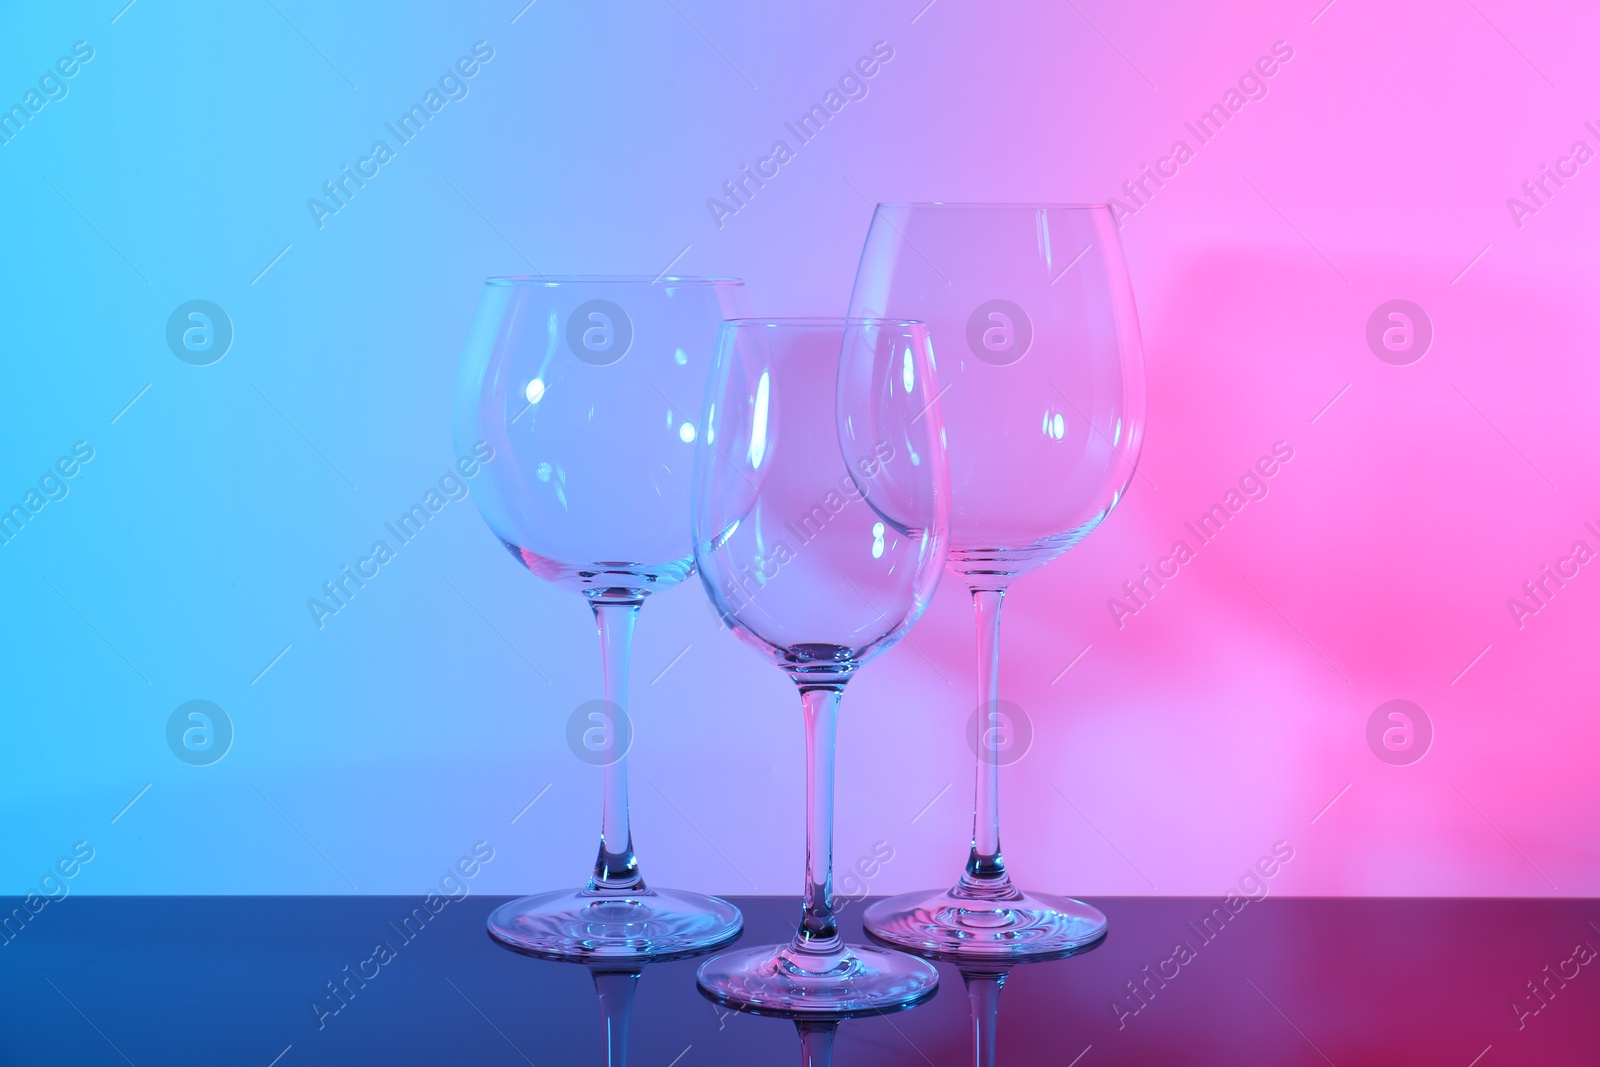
[2, 0, 1595, 901]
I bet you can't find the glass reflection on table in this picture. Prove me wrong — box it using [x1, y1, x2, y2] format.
[868, 923, 1106, 1066]
[489, 925, 736, 1066]
[698, 973, 936, 1067]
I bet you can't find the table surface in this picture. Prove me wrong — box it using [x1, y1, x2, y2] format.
[3, 894, 1595, 1065]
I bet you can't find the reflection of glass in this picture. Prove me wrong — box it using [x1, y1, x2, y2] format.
[591, 967, 640, 1067]
[697, 968, 935, 1067]
[454, 276, 749, 960]
[878, 937, 1102, 1067]
[848, 204, 1147, 958]
[963, 961, 1009, 1067]
[692, 319, 949, 1013]
[493, 942, 733, 1067]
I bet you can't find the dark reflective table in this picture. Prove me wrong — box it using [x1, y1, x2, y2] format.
[3, 895, 1595, 1064]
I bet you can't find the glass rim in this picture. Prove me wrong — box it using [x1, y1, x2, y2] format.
[874, 201, 1113, 212]
[484, 275, 745, 286]
[721, 316, 926, 328]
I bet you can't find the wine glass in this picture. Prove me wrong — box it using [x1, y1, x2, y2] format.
[453, 275, 750, 961]
[691, 318, 950, 1013]
[847, 203, 1146, 957]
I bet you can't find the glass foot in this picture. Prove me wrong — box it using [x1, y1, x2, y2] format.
[697, 941, 940, 1016]
[864, 886, 1107, 960]
[487, 886, 743, 964]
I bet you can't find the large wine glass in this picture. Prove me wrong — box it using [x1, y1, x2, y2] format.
[454, 276, 749, 960]
[848, 203, 1146, 957]
[691, 318, 949, 1012]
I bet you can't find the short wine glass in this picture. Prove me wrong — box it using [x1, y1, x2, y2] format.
[691, 318, 950, 1013]
[848, 203, 1146, 958]
[453, 275, 749, 961]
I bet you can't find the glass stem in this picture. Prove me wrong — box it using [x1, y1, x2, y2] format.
[589, 967, 640, 1067]
[590, 598, 644, 893]
[962, 969, 1008, 1067]
[795, 1020, 838, 1066]
[962, 587, 1011, 894]
[796, 685, 843, 951]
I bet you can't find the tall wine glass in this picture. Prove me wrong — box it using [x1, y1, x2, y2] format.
[454, 276, 749, 960]
[692, 318, 949, 1012]
[848, 203, 1146, 957]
